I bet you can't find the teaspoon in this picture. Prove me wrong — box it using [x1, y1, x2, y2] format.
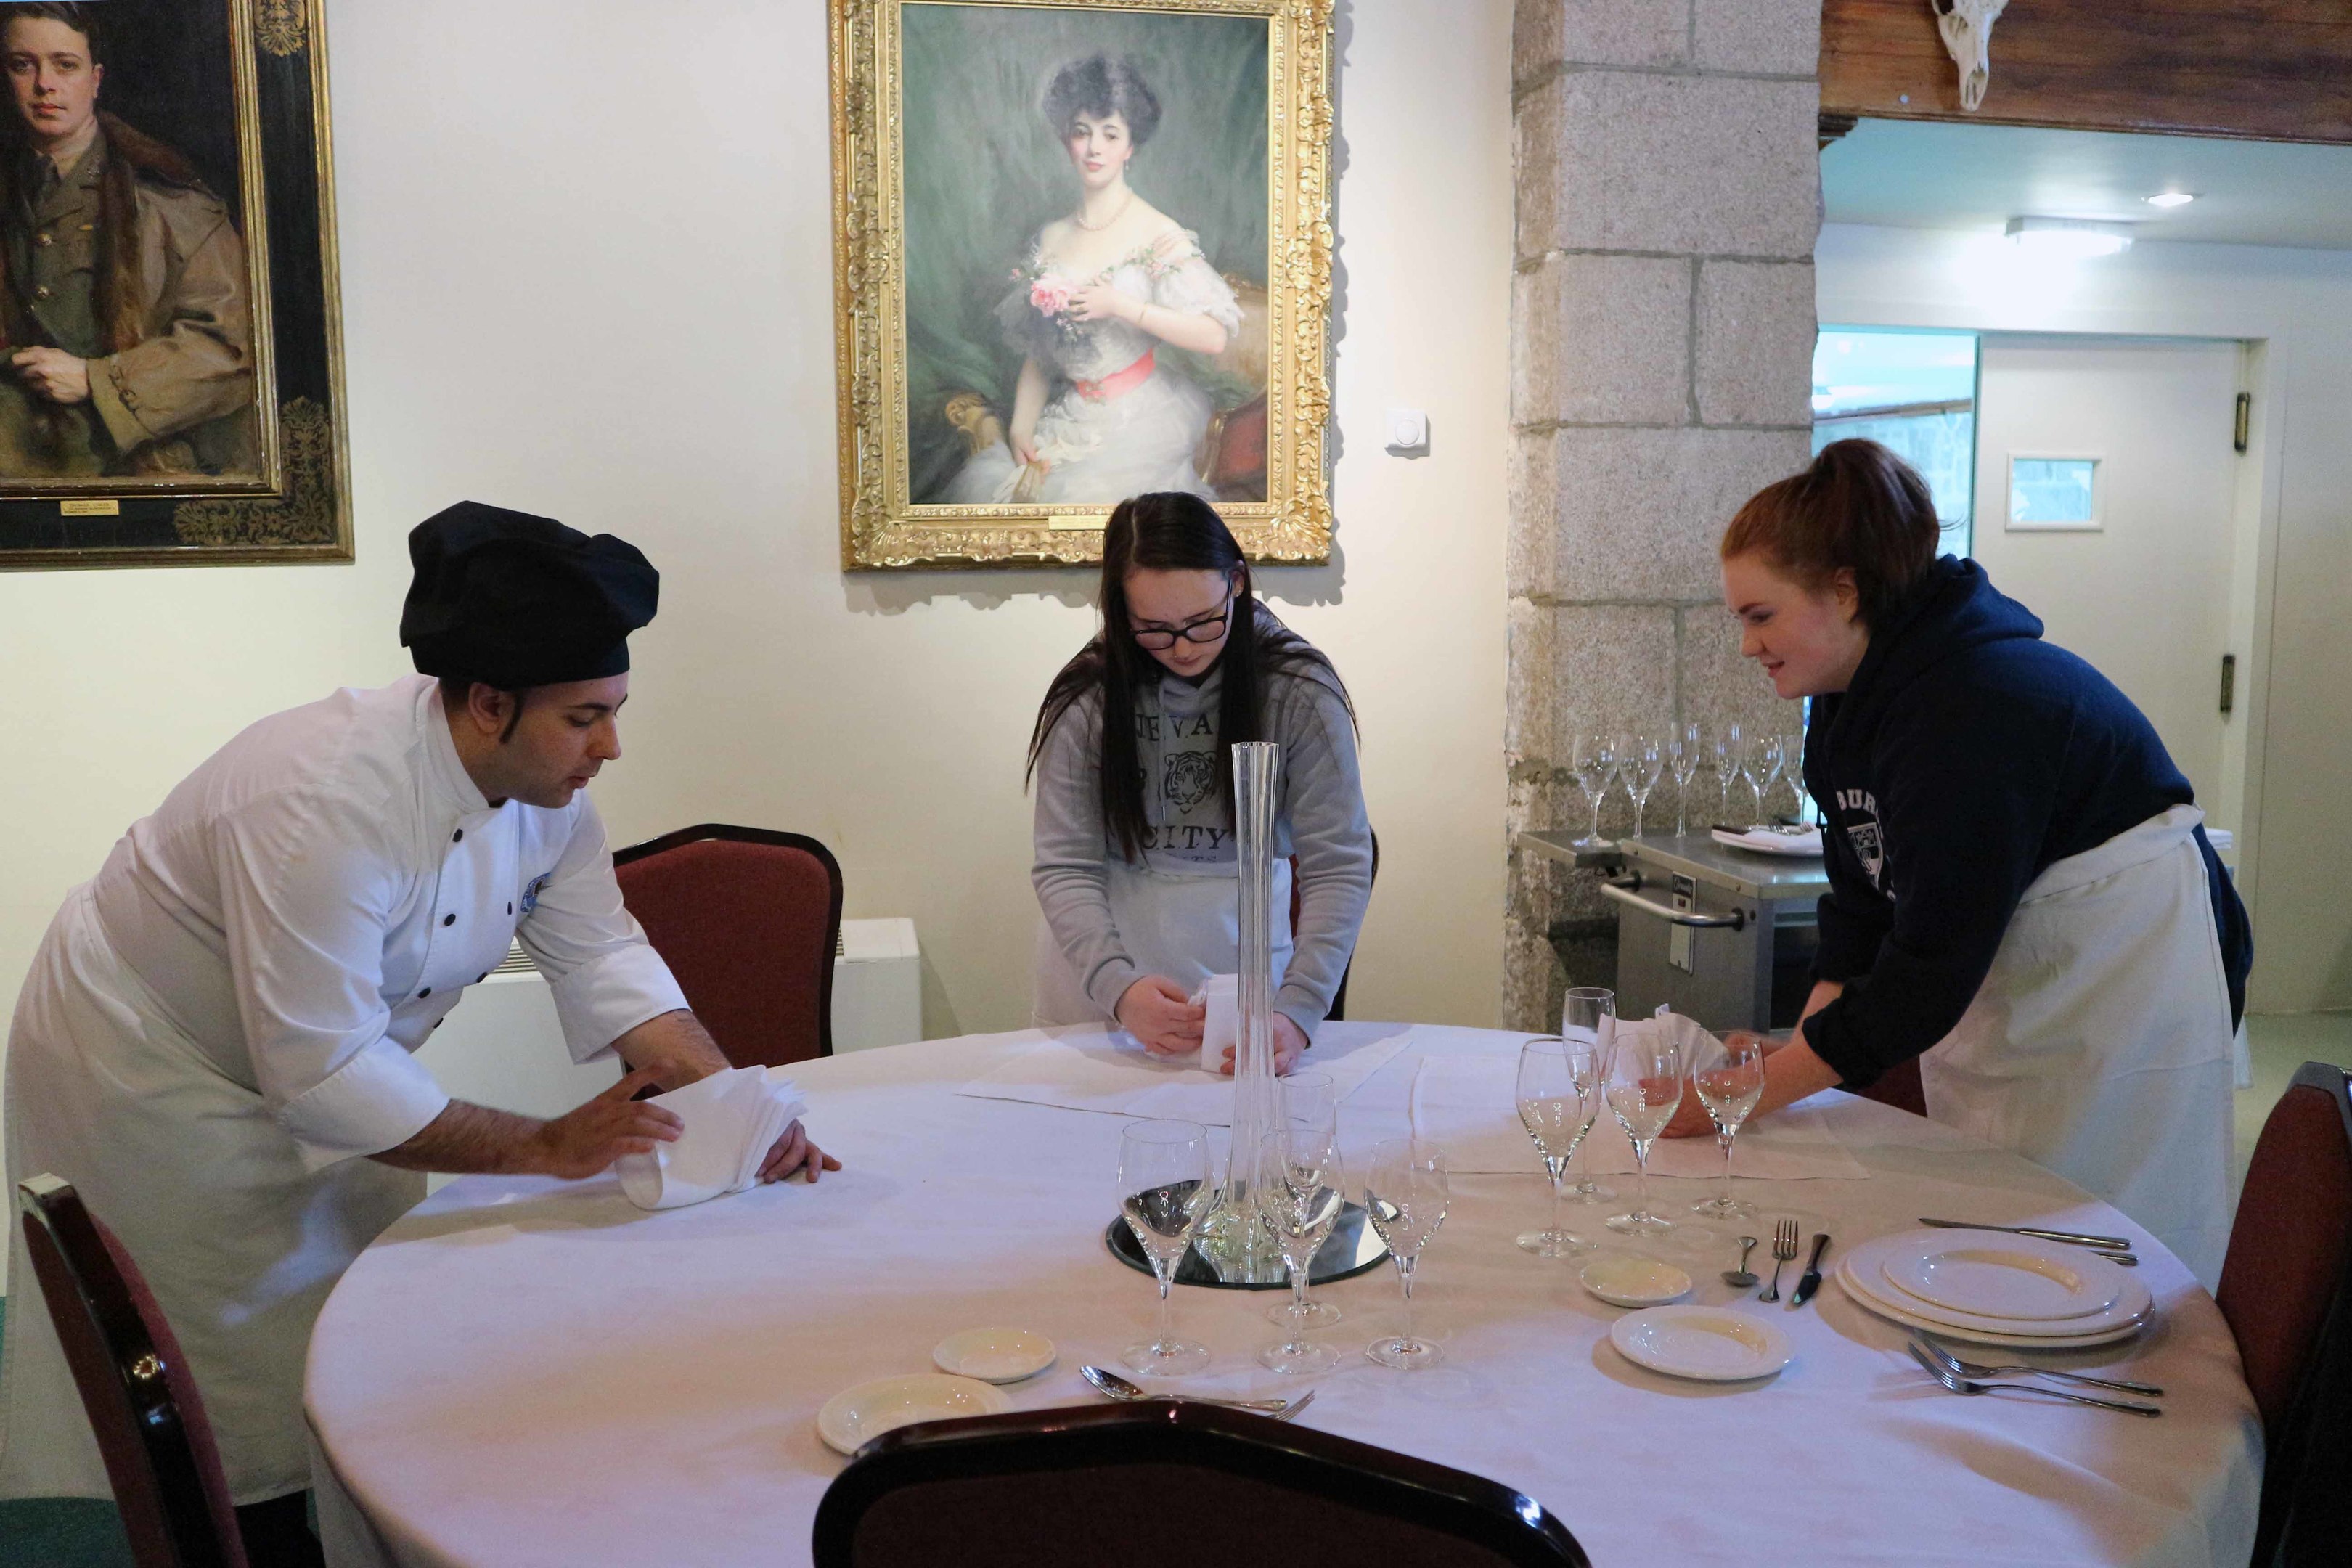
[1721, 1236, 1759, 1289]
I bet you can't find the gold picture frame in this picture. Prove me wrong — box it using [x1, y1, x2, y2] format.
[831, 0, 1334, 570]
[0, 0, 351, 570]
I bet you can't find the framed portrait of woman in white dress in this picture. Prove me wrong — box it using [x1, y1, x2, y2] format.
[830, 0, 1334, 570]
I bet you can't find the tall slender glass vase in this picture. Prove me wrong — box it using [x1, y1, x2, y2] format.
[1199, 740, 1289, 1283]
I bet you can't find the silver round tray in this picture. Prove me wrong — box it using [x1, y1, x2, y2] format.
[1104, 1201, 1390, 1291]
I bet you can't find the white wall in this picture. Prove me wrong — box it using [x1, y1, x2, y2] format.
[0, 1, 1514, 1186]
[1818, 222, 2352, 1013]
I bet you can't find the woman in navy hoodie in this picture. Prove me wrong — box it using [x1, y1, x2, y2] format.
[1673, 439, 2250, 1282]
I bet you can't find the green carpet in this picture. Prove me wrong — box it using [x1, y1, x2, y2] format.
[0, 1297, 136, 1568]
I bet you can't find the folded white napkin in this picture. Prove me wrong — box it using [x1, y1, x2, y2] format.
[616, 1067, 807, 1211]
[1194, 973, 1238, 1068]
[1710, 825, 1823, 857]
[1408, 1022, 1867, 1181]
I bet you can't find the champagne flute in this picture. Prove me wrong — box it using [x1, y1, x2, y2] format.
[1514, 1036, 1605, 1257]
[1558, 987, 1617, 1205]
[1570, 731, 1618, 849]
[1710, 724, 1744, 822]
[1620, 733, 1665, 841]
[1365, 1139, 1449, 1370]
[1118, 1119, 1214, 1376]
[1267, 1072, 1343, 1328]
[1604, 1024, 1688, 1238]
[1752, 736, 1786, 825]
[1256, 1131, 1346, 1374]
[1691, 1033, 1766, 1219]
[1667, 722, 1701, 837]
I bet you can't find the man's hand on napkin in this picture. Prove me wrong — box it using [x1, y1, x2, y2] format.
[528, 1067, 685, 1179]
[756, 1119, 839, 1183]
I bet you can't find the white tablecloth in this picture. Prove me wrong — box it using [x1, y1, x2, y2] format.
[305, 1024, 2261, 1568]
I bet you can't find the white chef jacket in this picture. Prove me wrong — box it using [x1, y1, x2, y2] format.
[0, 674, 688, 1503]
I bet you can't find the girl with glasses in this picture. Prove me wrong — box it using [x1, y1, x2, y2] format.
[1026, 492, 1371, 1075]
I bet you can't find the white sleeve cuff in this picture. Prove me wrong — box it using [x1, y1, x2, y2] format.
[547, 942, 691, 1063]
[279, 1037, 452, 1174]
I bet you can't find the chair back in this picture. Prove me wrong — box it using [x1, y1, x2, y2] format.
[613, 824, 843, 1068]
[2216, 1061, 2352, 1564]
[16, 1175, 248, 1568]
[1289, 828, 1379, 1024]
[812, 1400, 1587, 1568]
[1841, 1055, 1926, 1118]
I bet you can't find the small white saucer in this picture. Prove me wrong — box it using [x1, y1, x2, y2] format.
[1610, 1305, 1793, 1382]
[931, 1327, 1057, 1384]
[817, 1373, 1011, 1456]
[1580, 1255, 1693, 1308]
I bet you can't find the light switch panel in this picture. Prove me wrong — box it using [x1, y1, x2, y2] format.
[1384, 407, 1429, 452]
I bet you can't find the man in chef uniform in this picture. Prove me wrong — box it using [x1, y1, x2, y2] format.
[0, 502, 834, 1561]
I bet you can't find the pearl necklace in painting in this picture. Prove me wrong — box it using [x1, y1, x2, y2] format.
[1071, 188, 1135, 232]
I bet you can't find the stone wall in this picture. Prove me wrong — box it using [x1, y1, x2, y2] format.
[1504, 0, 1822, 1028]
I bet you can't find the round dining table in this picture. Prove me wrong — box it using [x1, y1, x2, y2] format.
[305, 1022, 2260, 1567]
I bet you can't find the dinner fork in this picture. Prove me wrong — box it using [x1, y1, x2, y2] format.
[1906, 1342, 2160, 1416]
[1912, 1335, 2164, 1398]
[1758, 1218, 1800, 1302]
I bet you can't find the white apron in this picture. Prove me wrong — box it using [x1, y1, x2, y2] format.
[1918, 805, 2236, 1286]
[1031, 859, 1293, 1028]
[1, 887, 425, 1503]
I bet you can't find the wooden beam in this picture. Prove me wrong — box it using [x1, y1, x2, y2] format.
[1821, 0, 2352, 144]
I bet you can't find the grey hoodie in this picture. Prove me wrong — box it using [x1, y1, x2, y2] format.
[1031, 651, 1373, 1038]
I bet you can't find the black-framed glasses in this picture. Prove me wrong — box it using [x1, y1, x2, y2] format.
[1132, 592, 1236, 651]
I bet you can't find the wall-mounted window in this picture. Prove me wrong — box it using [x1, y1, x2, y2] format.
[1813, 327, 1980, 557]
[2006, 454, 2103, 531]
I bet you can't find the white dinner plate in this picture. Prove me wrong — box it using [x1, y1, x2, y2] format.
[817, 1373, 1012, 1455]
[1580, 1256, 1692, 1308]
[931, 1327, 1057, 1384]
[1882, 1236, 2124, 1322]
[1710, 826, 1824, 857]
[1835, 1259, 2151, 1349]
[1844, 1232, 2149, 1341]
[1609, 1305, 1792, 1382]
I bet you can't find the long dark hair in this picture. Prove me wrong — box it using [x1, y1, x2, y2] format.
[1026, 493, 1352, 864]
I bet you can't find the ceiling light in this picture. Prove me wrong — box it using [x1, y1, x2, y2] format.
[2005, 216, 2134, 258]
[2145, 192, 2196, 209]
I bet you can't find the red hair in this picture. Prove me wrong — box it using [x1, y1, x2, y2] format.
[1720, 439, 1940, 627]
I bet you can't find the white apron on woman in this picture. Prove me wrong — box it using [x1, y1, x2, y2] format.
[0, 677, 685, 1503]
[1919, 805, 2236, 1285]
[1031, 858, 1292, 1028]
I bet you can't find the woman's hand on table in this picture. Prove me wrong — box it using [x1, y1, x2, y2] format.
[1220, 1012, 1307, 1077]
[1660, 1030, 1841, 1138]
[756, 1119, 841, 1184]
[1116, 975, 1205, 1055]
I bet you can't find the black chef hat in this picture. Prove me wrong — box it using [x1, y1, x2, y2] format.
[401, 502, 659, 689]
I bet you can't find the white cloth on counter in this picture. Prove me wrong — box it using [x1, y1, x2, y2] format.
[616, 1069, 807, 1210]
[1710, 824, 1824, 857]
[956, 1020, 1411, 1124]
[1408, 1051, 1867, 1180]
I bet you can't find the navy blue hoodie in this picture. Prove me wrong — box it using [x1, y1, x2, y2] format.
[1799, 556, 2251, 1088]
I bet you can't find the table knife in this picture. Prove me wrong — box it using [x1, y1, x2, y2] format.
[1789, 1233, 1832, 1307]
[1917, 1217, 2133, 1251]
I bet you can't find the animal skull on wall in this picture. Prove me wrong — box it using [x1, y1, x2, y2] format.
[1934, 0, 2009, 112]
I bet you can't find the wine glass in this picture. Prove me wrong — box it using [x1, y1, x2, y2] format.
[1619, 733, 1665, 840]
[1118, 1119, 1215, 1376]
[1365, 1139, 1449, 1370]
[1710, 724, 1745, 822]
[1266, 1073, 1343, 1328]
[1604, 1023, 1689, 1238]
[1667, 722, 1701, 837]
[1514, 1036, 1606, 1257]
[1558, 987, 1617, 1206]
[1569, 731, 1618, 849]
[1691, 1033, 1767, 1219]
[1781, 729, 1810, 822]
[1752, 736, 1786, 825]
[1255, 1131, 1346, 1374]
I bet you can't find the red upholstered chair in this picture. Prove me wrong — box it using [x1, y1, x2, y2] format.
[15, 1173, 249, 1568]
[613, 824, 843, 1069]
[1842, 1055, 1927, 1118]
[811, 1400, 1589, 1568]
[2216, 1061, 2352, 1565]
[1290, 828, 1379, 1024]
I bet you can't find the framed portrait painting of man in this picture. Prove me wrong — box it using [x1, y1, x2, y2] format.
[0, 0, 350, 570]
[831, 0, 1334, 570]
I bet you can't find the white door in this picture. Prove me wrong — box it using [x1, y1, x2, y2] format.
[1972, 335, 2245, 809]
